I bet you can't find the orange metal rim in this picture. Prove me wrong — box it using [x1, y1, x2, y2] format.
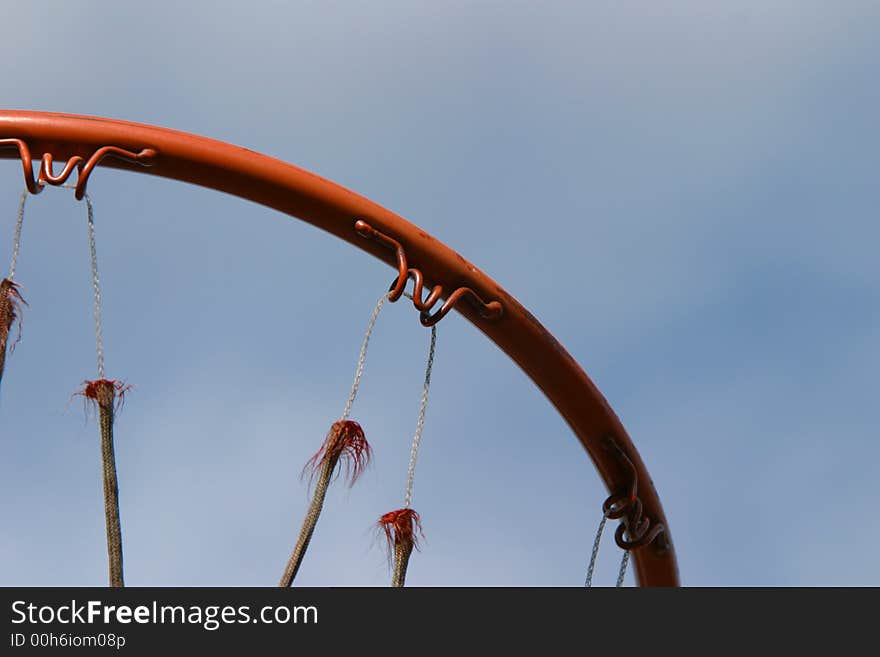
[0, 110, 679, 586]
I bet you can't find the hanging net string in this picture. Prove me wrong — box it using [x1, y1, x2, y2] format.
[403, 324, 436, 509]
[584, 512, 630, 588]
[0, 190, 30, 388]
[85, 192, 105, 379]
[279, 291, 390, 587]
[616, 547, 630, 587]
[379, 321, 437, 588]
[76, 378, 129, 588]
[341, 291, 390, 421]
[584, 515, 607, 588]
[279, 420, 371, 587]
[69, 188, 128, 588]
[8, 189, 28, 280]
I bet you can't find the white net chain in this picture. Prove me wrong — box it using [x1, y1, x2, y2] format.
[403, 323, 436, 509]
[84, 192, 105, 379]
[341, 291, 391, 421]
[7, 189, 28, 279]
[585, 512, 631, 587]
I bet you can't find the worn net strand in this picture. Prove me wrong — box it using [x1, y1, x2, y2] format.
[341, 291, 390, 420]
[75, 187, 125, 587]
[279, 454, 335, 587]
[84, 193, 105, 379]
[391, 538, 414, 587]
[95, 382, 124, 588]
[0, 189, 30, 388]
[379, 310, 437, 587]
[280, 293, 389, 587]
[584, 514, 607, 587]
[617, 548, 630, 587]
[8, 189, 28, 279]
[403, 324, 436, 509]
[585, 512, 630, 587]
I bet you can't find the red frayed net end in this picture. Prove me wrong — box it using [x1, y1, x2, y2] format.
[378, 508, 424, 555]
[303, 420, 372, 487]
[0, 278, 28, 352]
[74, 379, 134, 414]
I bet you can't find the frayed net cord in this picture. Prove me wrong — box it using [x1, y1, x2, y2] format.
[584, 512, 631, 588]
[71, 189, 129, 588]
[341, 291, 391, 421]
[379, 322, 437, 588]
[280, 291, 390, 587]
[0, 190, 30, 387]
[7, 189, 28, 279]
[84, 193, 105, 379]
[403, 324, 436, 509]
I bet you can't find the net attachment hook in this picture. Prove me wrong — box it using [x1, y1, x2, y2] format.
[602, 435, 668, 552]
[0, 138, 156, 200]
[354, 219, 503, 327]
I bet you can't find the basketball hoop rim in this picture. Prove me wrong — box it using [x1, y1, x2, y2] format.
[0, 109, 679, 586]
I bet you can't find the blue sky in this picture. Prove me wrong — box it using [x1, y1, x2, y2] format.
[0, 1, 877, 586]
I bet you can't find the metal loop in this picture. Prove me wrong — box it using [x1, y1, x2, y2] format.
[615, 521, 666, 550]
[602, 435, 666, 552]
[0, 138, 156, 199]
[356, 219, 502, 327]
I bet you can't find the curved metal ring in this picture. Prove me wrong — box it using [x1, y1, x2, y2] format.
[358, 219, 502, 327]
[615, 521, 666, 551]
[0, 110, 678, 585]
